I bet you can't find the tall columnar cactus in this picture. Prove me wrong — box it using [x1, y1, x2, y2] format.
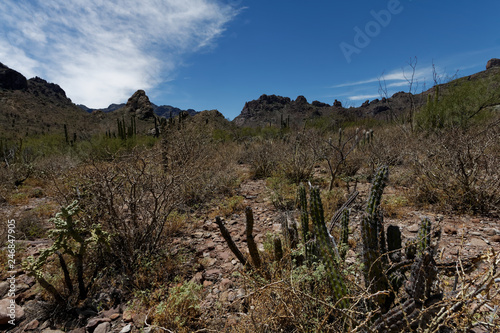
[64, 124, 69, 144]
[387, 225, 402, 262]
[339, 209, 350, 260]
[361, 165, 394, 312]
[310, 187, 348, 307]
[298, 185, 312, 259]
[245, 207, 262, 269]
[417, 217, 432, 256]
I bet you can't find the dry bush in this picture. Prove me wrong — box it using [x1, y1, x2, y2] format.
[161, 126, 240, 205]
[410, 123, 500, 214]
[279, 131, 319, 183]
[242, 138, 283, 179]
[363, 125, 411, 170]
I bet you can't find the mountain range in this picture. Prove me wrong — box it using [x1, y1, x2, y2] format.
[1, 59, 500, 139]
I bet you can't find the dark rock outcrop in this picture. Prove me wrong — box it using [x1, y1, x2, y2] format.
[0, 62, 28, 90]
[295, 95, 308, 104]
[312, 100, 330, 107]
[486, 58, 500, 70]
[123, 90, 154, 120]
[28, 77, 69, 101]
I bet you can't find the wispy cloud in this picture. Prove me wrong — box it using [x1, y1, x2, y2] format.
[347, 94, 380, 101]
[333, 66, 435, 89]
[0, 0, 239, 107]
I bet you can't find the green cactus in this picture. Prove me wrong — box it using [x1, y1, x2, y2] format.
[310, 187, 348, 307]
[23, 201, 110, 304]
[361, 165, 394, 312]
[416, 217, 432, 256]
[339, 209, 350, 260]
[298, 185, 311, 259]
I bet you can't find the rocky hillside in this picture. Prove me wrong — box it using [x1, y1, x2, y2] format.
[78, 100, 199, 120]
[0, 62, 199, 139]
[232, 92, 427, 128]
[232, 59, 500, 128]
[0, 62, 96, 139]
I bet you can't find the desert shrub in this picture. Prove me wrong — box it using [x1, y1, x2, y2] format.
[416, 74, 500, 131]
[243, 139, 282, 179]
[279, 130, 319, 183]
[57, 149, 183, 276]
[237, 262, 347, 332]
[266, 176, 298, 211]
[209, 195, 246, 218]
[363, 125, 410, 170]
[410, 123, 500, 213]
[161, 126, 239, 205]
[16, 210, 46, 240]
[152, 281, 203, 332]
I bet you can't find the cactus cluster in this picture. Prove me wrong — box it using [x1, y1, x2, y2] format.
[215, 164, 441, 321]
[117, 115, 137, 140]
[361, 165, 394, 312]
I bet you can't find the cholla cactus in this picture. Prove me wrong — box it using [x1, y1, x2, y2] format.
[23, 201, 110, 304]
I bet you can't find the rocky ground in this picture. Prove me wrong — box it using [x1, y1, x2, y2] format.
[1, 175, 499, 332]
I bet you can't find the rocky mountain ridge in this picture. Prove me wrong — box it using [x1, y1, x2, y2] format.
[232, 58, 500, 127]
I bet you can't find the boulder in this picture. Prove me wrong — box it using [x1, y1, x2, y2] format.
[0, 299, 25, 325]
[93, 322, 111, 333]
[486, 58, 500, 70]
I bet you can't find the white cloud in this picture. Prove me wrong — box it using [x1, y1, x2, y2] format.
[347, 94, 380, 101]
[0, 0, 239, 107]
[333, 66, 434, 89]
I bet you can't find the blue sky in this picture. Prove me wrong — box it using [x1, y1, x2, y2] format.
[1, 0, 499, 119]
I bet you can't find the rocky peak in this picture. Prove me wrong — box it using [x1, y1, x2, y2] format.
[0, 62, 28, 90]
[295, 95, 308, 104]
[123, 90, 154, 120]
[28, 77, 68, 100]
[486, 58, 500, 70]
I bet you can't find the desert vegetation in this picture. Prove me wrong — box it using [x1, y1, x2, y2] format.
[1, 70, 500, 332]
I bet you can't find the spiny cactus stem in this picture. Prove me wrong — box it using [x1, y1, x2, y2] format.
[245, 207, 262, 269]
[215, 216, 248, 267]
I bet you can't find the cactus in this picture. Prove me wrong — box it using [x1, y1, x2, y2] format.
[310, 187, 348, 306]
[298, 185, 314, 261]
[416, 217, 432, 256]
[215, 216, 248, 267]
[245, 207, 262, 269]
[64, 124, 69, 144]
[361, 165, 394, 312]
[339, 209, 350, 260]
[387, 225, 402, 262]
[274, 237, 283, 262]
[23, 201, 110, 304]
